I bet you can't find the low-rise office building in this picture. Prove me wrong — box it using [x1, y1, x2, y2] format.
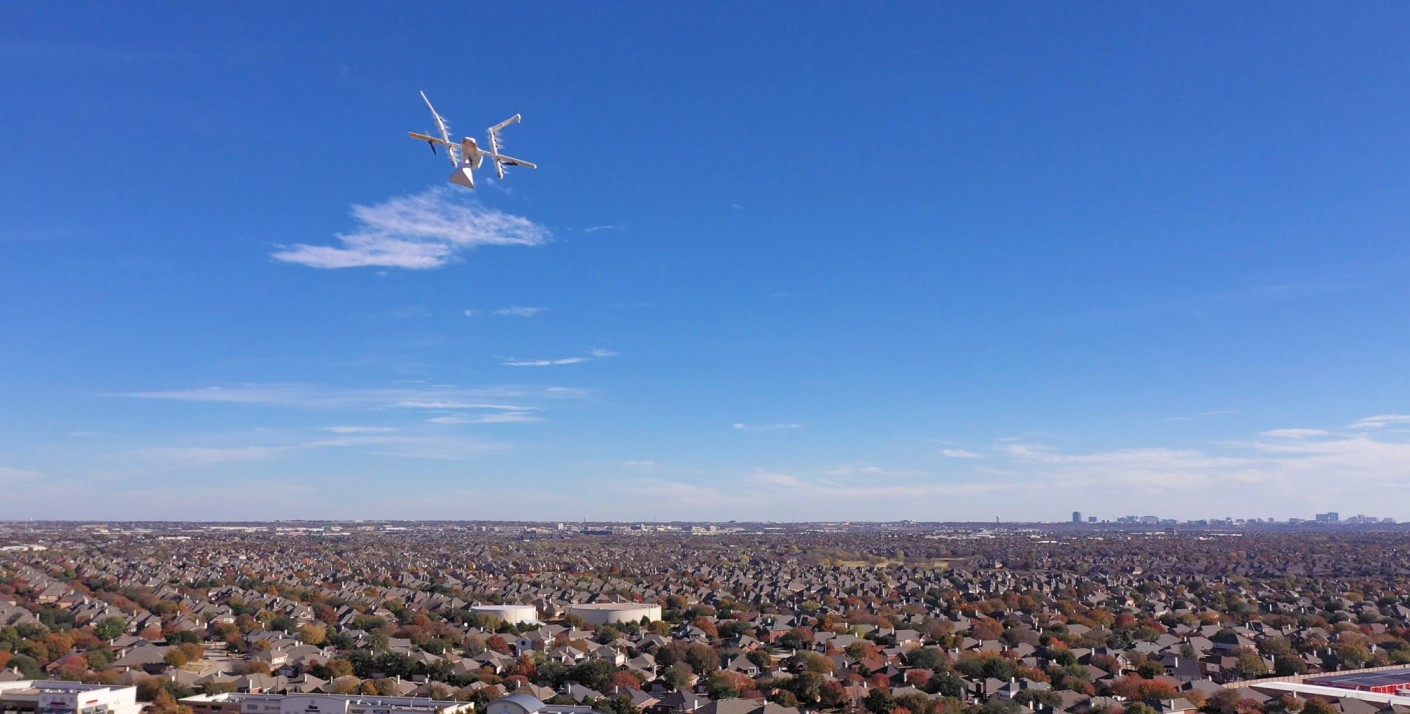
[181, 693, 473, 714]
[181, 692, 603, 714]
[0, 680, 141, 714]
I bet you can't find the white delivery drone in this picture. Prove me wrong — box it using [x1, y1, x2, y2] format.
[408, 91, 537, 189]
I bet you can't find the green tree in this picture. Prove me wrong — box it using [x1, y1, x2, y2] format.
[166, 631, 200, 646]
[567, 659, 616, 692]
[1274, 655, 1306, 676]
[980, 699, 1021, 714]
[94, 616, 127, 641]
[864, 688, 894, 714]
[907, 647, 950, 672]
[593, 696, 639, 714]
[1234, 649, 1269, 679]
[662, 664, 692, 691]
[1337, 644, 1371, 668]
[1015, 689, 1064, 709]
[784, 671, 825, 704]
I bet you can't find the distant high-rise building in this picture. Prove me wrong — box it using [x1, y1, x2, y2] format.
[1088, 516, 1097, 523]
[1315, 512, 1340, 523]
[1072, 511, 1082, 523]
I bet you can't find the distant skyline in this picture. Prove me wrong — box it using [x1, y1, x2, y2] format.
[2, 4, 1409, 521]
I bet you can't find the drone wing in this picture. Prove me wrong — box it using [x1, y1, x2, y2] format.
[418, 91, 461, 166]
[493, 153, 538, 170]
[487, 114, 535, 180]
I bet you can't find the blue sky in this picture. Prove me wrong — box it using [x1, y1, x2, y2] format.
[2, 4, 1409, 521]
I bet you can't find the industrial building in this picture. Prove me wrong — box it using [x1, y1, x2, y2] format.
[564, 603, 662, 625]
[487, 694, 601, 714]
[180, 692, 601, 714]
[469, 604, 540, 625]
[1306, 668, 1410, 695]
[0, 680, 141, 714]
[179, 693, 474, 714]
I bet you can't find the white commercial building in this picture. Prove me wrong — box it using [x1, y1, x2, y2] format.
[564, 603, 662, 625]
[181, 693, 473, 714]
[183, 693, 601, 714]
[487, 694, 601, 714]
[0, 681, 140, 714]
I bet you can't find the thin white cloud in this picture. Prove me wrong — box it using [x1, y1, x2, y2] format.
[396, 401, 539, 411]
[999, 422, 1410, 516]
[271, 187, 549, 269]
[1166, 410, 1236, 422]
[503, 357, 588, 367]
[122, 384, 573, 411]
[134, 446, 282, 468]
[940, 448, 981, 459]
[495, 306, 546, 317]
[755, 472, 802, 488]
[425, 416, 470, 424]
[1349, 414, 1410, 429]
[135, 433, 513, 465]
[583, 225, 620, 234]
[502, 349, 617, 367]
[1261, 428, 1329, 439]
[428, 412, 543, 424]
[322, 425, 398, 434]
[0, 465, 43, 486]
[733, 422, 802, 432]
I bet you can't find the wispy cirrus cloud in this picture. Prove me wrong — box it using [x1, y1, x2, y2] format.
[1261, 428, 1329, 439]
[271, 187, 549, 269]
[495, 306, 546, 317]
[119, 384, 578, 432]
[502, 348, 616, 367]
[133, 446, 282, 468]
[122, 384, 575, 410]
[1165, 410, 1236, 422]
[998, 420, 1410, 516]
[131, 434, 507, 468]
[0, 465, 44, 486]
[426, 412, 543, 425]
[322, 425, 398, 434]
[733, 422, 802, 432]
[1349, 414, 1410, 429]
[940, 448, 981, 459]
[503, 357, 588, 367]
[614, 414, 1410, 521]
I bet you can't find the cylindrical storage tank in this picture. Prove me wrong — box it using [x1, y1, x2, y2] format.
[565, 603, 663, 625]
[470, 604, 540, 625]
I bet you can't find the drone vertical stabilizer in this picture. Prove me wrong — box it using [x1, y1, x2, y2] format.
[451, 165, 475, 189]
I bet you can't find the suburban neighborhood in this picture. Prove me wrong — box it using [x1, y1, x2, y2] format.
[3, 523, 1410, 714]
